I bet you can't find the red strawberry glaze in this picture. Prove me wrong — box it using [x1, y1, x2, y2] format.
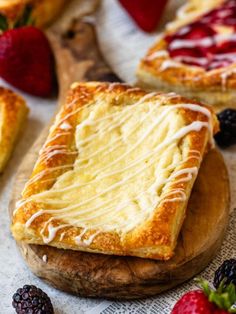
[165, 0, 236, 71]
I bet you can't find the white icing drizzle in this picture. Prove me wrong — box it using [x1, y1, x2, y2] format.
[60, 122, 72, 130]
[75, 229, 100, 247]
[59, 232, 65, 241]
[169, 34, 236, 50]
[161, 188, 187, 203]
[146, 50, 169, 61]
[25, 210, 44, 228]
[76, 103, 157, 165]
[175, 25, 191, 36]
[220, 68, 236, 90]
[174, 56, 208, 67]
[17, 93, 214, 246]
[167, 2, 219, 31]
[176, 3, 192, 20]
[24, 93, 159, 191]
[40, 144, 67, 155]
[167, 167, 198, 184]
[75, 228, 87, 245]
[124, 87, 141, 92]
[40, 149, 78, 163]
[214, 52, 236, 61]
[42, 255, 47, 263]
[24, 164, 74, 190]
[45, 132, 71, 144]
[24, 158, 200, 232]
[41, 223, 70, 244]
[22, 105, 210, 205]
[159, 60, 182, 71]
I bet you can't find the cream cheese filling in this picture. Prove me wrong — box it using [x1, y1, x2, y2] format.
[19, 96, 212, 244]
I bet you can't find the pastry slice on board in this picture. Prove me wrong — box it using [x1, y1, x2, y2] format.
[137, 0, 236, 110]
[9, 2, 230, 298]
[11, 82, 218, 260]
[0, 87, 28, 172]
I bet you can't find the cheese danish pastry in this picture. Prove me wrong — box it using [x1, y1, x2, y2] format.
[12, 82, 218, 260]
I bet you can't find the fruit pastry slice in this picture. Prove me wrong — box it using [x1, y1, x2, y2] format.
[12, 82, 218, 260]
[0, 87, 28, 172]
[0, 0, 69, 28]
[137, 0, 236, 110]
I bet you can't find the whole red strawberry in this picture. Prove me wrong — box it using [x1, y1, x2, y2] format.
[171, 290, 227, 314]
[118, 0, 169, 32]
[0, 7, 54, 97]
[171, 279, 236, 314]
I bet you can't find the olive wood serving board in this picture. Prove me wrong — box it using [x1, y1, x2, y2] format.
[9, 7, 230, 299]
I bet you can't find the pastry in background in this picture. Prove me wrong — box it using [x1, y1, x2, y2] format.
[137, 0, 236, 110]
[12, 82, 218, 260]
[0, 0, 68, 28]
[0, 87, 28, 172]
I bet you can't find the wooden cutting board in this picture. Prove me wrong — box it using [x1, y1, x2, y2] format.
[9, 7, 230, 299]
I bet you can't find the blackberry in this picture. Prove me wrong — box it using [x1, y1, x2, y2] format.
[12, 284, 54, 314]
[214, 108, 236, 148]
[213, 259, 236, 289]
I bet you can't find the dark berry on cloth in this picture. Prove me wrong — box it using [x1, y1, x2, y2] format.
[215, 108, 236, 148]
[12, 285, 54, 314]
[214, 258, 236, 288]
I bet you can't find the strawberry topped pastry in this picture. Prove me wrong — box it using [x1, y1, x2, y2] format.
[0, 5, 54, 97]
[166, 0, 236, 71]
[137, 0, 236, 110]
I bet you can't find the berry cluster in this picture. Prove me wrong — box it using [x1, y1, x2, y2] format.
[12, 285, 54, 314]
[171, 259, 236, 314]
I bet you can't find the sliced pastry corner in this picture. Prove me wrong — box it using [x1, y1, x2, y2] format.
[137, 0, 236, 110]
[0, 0, 68, 28]
[12, 82, 218, 260]
[0, 86, 29, 173]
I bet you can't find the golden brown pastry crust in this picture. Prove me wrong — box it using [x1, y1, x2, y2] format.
[0, 0, 68, 28]
[0, 86, 28, 172]
[137, 0, 236, 109]
[11, 82, 218, 260]
[166, 0, 224, 32]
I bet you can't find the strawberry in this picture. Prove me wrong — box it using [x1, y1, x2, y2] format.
[118, 0, 169, 32]
[171, 290, 217, 314]
[171, 279, 236, 314]
[183, 23, 216, 40]
[0, 7, 54, 97]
